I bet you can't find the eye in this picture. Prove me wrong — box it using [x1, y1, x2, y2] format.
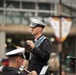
[32, 27, 36, 29]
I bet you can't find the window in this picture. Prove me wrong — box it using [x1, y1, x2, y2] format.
[22, 2, 35, 9]
[6, 11, 21, 24]
[6, 11, 35, 25]
[50, 3, 54, 10]
[38, 13, 54, 17]
[38, 3, 50, 10]
[0, 10, 3, 24]
[21, 12, 35, 25]
[0, 0, 3, 7]
[6, 1, 19, 8]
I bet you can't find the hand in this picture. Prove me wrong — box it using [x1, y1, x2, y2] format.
[28, 71, 37, 75]
[26, 40, 35, 48]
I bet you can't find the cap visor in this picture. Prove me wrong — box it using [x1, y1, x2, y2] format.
[6, 48, 25, 56]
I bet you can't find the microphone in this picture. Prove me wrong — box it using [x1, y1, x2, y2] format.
[67, 56, 76, 60]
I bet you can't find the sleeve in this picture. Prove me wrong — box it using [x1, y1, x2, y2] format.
[31, 39, 52, 61]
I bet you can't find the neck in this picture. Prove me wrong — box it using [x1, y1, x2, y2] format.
[34, 33, 42, 40]
[9, 61, 19, 69]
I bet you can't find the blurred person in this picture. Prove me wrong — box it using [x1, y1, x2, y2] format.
[1, 57, 9, 66]
[22, 59, 29, 70]
[26, 18, 52, 75]
[48, 53, 60, 75]
[61, 70, 67, 75]
[2, 47, 37, 75]
[0, 57, 9, 74]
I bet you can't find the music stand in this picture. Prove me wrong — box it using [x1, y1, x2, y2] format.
[39, 65, 49, 75]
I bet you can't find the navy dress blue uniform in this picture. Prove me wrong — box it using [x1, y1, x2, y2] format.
[2, 66, 25, 75]
[28, 38, 51, 74]
[28, 18, 52, 75]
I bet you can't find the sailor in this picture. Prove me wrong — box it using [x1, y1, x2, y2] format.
[26, 18, 52, 75]
[2, 47, 26, 75]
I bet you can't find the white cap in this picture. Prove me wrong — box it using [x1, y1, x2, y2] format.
[30, 18, 46, 28]
[6, 48, 25, 58]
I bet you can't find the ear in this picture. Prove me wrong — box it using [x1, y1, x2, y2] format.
[17, 57, 23, 65]
[16, 57, 20, 63]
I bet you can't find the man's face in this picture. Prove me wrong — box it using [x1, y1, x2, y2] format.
[31, 26, 43, 35]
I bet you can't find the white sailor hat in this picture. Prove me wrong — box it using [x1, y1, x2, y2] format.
[6, 48, 26, 59]
[30, 18, 46, 28]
